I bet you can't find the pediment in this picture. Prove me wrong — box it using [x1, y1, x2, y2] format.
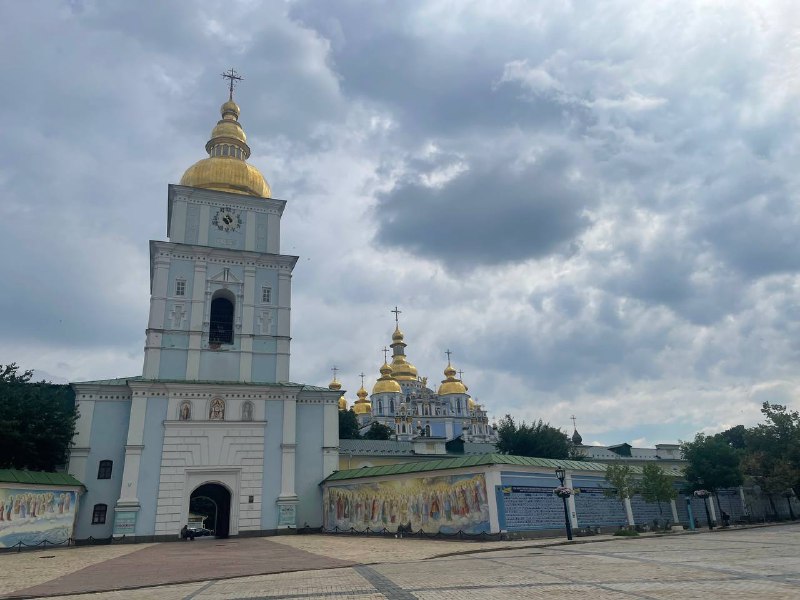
[209, 267, 241, 284]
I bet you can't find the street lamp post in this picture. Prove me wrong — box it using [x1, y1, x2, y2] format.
[555, 467, 573, 541]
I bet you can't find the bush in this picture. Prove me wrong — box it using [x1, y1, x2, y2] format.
[613, 528, 640, 537]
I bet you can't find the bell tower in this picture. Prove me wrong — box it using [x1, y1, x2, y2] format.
[142, 76, 297, 383]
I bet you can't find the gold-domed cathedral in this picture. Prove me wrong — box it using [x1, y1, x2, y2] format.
[339, 311, 497, 444]
[66, 72, 341, 543]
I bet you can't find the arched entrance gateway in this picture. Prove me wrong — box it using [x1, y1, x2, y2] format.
[189, 483, 231, 538]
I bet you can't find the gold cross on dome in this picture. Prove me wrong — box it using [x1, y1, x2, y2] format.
[390, 306, 402, 324]
[221, 68, 244, 100]
[445, 349, 453, 364]
[331, 365, 339, 380]
[382, 346, 389, 363]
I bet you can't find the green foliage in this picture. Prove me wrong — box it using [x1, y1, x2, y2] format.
[362, 421, 394, 440]
[715, 424, 748, 450]
[745, 403, 800, 498]
[681, 433, 743, 493]
[639, 464, 677, 513]
[613, 529, 640, 536]
[0, 363, 78, 471]
[338, 409, 361, 440]
[494, 414, 571, 459]
[603, 463, 637, 501]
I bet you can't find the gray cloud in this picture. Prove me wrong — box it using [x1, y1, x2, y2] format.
[374, 149, 593, 267]
[1, 1, 799, 445]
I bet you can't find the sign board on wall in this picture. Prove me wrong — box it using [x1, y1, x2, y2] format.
[278, 504, 296, 528]
[112, 510, 137, 535]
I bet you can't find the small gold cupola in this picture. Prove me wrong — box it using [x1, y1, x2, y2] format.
[180, 69, 271, 198]
[372, 362, 402, 394]
[328, 367, 347, 411]
[353, 372, 373, 415]
[437, 352, 467, 396]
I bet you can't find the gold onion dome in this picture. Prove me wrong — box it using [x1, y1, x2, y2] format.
[372, 363, 402, 394]
[180, 97, 271, 198]
[338, 395, 348, 411]
[468, 397, 477, 410]
[353, 384, 372, 414]
[389, 327, 419, 381]
[438, 363, 467, 396]
[328, 378, 342, 391]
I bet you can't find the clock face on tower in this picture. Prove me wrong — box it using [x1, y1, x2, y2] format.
[212, 207, 242, 233]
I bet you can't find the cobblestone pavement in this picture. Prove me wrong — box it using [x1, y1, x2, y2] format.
[2, 524, 799, 599]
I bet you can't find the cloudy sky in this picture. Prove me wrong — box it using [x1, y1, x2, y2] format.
[2, 1, 799, 446]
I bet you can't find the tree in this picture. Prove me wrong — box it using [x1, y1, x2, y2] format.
[604, 463, 637, 500]
[715, 424, 748, 450]
[0, 364, 78, 471]
[604, 463, 637, 525]
[681, 433, 743, 522]
[639, 463, 677, 516]
[362, 421, 393, 440]
[494, 414, 571, 459]
[338, 409, 361, 440]
[746, 403, 800, 500]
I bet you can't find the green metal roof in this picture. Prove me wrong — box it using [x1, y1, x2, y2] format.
[324, 453, 684, 483]
[0, 469, 84, 488]
[71, 377, 333, 393]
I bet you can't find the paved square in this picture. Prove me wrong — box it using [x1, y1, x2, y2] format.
[1, 524, 798, 599]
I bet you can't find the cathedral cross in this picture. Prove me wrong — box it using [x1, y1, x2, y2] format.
[571, 414, 577, 429]
[382, 346, 389, 363]
[359, 372, 365, 387]
[457, 369, 464, 380]
[331, 365, 339, 381]
[391, 306, 402, 324]
[445, 349, 452, 364]
[221, 68, 244, 100]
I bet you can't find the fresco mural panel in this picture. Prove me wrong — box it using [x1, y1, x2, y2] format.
[0, 488, 78, 548]
[325, 474, 490, 534]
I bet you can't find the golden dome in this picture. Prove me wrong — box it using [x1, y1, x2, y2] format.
[338, 395, 348, 411]
[468, 397, 477, 410]
[180, 98, 271, 198]
[353, 400, 372, 415]
[438, 363, 467, 396]
[392, 327, 404, 342]
[353, 384, 372, 414]
[372, 363, 402, 394]
[328, 378, 342, 391]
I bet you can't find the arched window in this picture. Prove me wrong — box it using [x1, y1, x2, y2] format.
[210, 292, 234, 344]
[222, 145, 229, 156]
[424, 425, 431, 437]
[389, 399, 394, 414]
[377, 400, 383, 414]
[97, 460, 113, 479]
[92, 503, 108, 524]
[457, 399, 462, 414]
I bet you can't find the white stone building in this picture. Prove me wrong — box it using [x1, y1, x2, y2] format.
[67, 91, 340, 541]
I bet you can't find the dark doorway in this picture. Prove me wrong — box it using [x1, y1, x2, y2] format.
[189, 483, 231, 538]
